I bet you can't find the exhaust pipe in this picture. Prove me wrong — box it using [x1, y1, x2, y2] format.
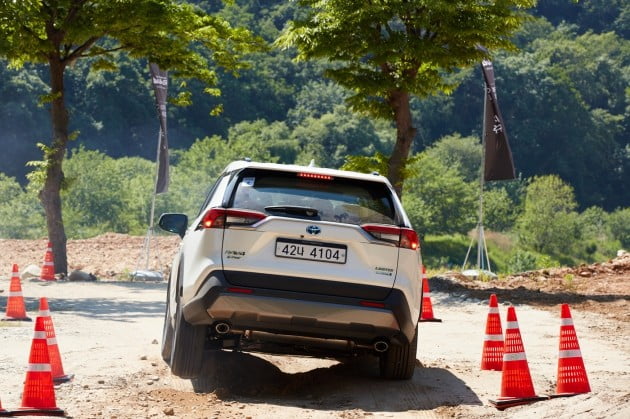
[214, 322, 231, 335]
[373, 340, 389, 353]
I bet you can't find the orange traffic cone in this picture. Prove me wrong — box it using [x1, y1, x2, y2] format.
[2, 264, 32, 322]
[39, 298, 73, 384]
[481, 294, 504, 370]
[489, 306, 547, 409]
[419, 265, 441, 322]
[39, 242, 56, 281]
[14, 317, 65, 417]
[554, 304, 591, 396]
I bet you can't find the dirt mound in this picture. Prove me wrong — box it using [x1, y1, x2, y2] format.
[434, 250, 629, 323]
[0, 233, 179, 280]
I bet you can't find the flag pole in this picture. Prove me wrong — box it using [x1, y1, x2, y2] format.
[478, 83, 491, 273]
[144, 126, 163, 269]
[135, 127, 162, 276]
[133, 64, 169, 280]
[463, 79, 492, 274]
[463, 54, 515, 276]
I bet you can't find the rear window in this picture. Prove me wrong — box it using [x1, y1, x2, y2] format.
[230, 169, 397, 225]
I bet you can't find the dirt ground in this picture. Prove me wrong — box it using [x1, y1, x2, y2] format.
[0, 234, 628, 418]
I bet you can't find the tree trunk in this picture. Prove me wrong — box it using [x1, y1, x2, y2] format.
[387, 90, 417, 198]
[40, 57, 69, 276]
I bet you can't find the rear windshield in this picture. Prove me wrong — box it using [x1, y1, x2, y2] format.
[229, 169, 397, 225]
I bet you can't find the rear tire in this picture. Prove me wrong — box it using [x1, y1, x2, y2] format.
[169, 300, 206, 379]
[379, 326, 418, 380]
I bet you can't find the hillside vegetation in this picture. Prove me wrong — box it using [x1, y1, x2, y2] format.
[0, 0, 627, 273]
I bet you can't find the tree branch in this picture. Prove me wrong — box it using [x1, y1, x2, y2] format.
[63, 36, 99, 64]
[64, 0, 91, 28]
[20, 24, 45, 42]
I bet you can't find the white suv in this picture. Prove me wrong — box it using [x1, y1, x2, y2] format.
[159, 160, 422, 380]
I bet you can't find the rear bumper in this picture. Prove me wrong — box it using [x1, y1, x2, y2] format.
[183, 270, 416, 345]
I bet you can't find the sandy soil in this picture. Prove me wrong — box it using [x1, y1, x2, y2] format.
[0, 235, 628, 418]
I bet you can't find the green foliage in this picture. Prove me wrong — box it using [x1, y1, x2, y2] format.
[1, 2, 628, 212]
[403, 153, 477, 235]
[516, 175, 581, 256]
[0, 1, 263, 80]
[165, 134, 276, 218]
[423, 233, 513, 274]
[608, 207, 630, 249]
[0, 0, 627, 276]
[421, 234, 470, 271]
[287, 81, 349, 127]
[228, 120, 297, 164]
[563, 273, 576, 291]
[0, 173, 45, 239]
[533, 0, 628, 36]
[483, 188, 520, 232]
[424, 133, 482, 183]
[507, 249, 538, 273]
[341, 152, 390, 177]
[62, 148, 155, 238]
[278, 0, 537, 193]
[0, 0, 265, 270]
[278, 0, 534, 120]
[292, 105, 382, 168]
[497, 27, 629, 209]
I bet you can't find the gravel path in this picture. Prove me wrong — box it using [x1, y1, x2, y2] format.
[1, 278, 628, 418]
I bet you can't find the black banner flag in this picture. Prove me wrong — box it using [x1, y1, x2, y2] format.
[481, 59, 516, 182]
[149, 63, 169, 194]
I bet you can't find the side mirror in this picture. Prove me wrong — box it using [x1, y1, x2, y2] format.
[158, 213, 188, 238]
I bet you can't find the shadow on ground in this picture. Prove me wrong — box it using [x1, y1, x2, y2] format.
[0, 280, 166, 322]
[185, 351, 481, 413]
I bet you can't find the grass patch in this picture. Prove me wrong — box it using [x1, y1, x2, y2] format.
[422, 232, 515, 274]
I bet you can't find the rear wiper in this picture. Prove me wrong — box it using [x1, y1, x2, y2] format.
[265, 206, 319, 217]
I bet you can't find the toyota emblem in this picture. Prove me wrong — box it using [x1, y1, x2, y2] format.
[306, 225, 321, 235]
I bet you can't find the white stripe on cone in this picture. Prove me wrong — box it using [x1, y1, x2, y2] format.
[488, 307, 500, 314]
[484, 334, 503, 342]
[33, 331, 47, 339]
[506, 321, 519, 329]
[559, 349, 582, 358]
[561, 318, 574, 326]
[503, 352, 527, 362]
[8, 291, 23, 297]
[27, 363, 52, 372]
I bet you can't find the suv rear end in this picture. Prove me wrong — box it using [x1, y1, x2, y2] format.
[159, 161, 422, 380]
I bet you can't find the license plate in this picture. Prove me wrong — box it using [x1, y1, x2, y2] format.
[275, 239, 347, 264]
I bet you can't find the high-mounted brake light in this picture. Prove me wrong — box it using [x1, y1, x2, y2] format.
[361, 224, 420, 250]
[297, 172, 334, 181]
[198, 208, 266, 229]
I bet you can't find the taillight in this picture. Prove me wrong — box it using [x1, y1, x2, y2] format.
[400, 228, 420, 250]
[198, 208, 266, 229]
[361, 224, 420, 250]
